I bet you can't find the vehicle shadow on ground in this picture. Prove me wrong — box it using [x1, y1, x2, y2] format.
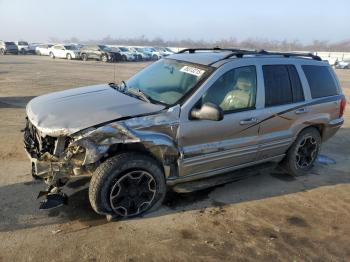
[0, 96, 36, 108]
[1, 157, 349, 233]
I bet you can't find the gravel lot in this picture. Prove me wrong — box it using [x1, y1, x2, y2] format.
[0, 55, 350, 262]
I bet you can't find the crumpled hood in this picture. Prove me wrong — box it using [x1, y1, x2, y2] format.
[26, 84, 165, 137]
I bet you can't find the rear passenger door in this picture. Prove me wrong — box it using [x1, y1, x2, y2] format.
[256, 63, 306, 160]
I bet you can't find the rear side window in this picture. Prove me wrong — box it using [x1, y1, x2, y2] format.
[302, 65, 338, 98]
[263, 65, 304, 107]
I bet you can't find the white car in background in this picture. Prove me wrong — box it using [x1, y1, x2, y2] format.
[117, 46, 137, 61]
[334, 60, 350, 69]
[154, 47, 174, 57]
[15, 41, 30, 54]
[48, 44, 80, 60]
[35, 44, 53, 56]
[144, 47, 162, 60]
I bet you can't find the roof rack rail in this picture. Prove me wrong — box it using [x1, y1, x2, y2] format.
[222, 49, 322, 61]
[177, 47, 322, 62]
[178, 47, 253, 54]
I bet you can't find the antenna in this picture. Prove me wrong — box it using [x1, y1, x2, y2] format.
[113, 62, 116, 83]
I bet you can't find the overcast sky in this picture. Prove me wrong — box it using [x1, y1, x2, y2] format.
[0, 0, 349, 43]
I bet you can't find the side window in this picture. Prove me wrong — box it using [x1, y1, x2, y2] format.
[263, 65, 304, 107]
[302, 65, 338, 98]
[263, 65, 292, 107]
[202, 66, 257, 112]
[287, 65, 304, 102]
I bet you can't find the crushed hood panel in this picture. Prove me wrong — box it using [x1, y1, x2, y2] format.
[26, 84, 165, 137]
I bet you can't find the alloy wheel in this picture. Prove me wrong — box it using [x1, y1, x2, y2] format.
[295, 135, 318, 169]
[109, 170, 157, 217]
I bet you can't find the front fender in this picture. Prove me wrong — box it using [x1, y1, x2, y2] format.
[73, 122, 179, 166]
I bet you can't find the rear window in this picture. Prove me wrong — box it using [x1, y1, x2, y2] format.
[263, 65, 304, 107]
[302, 65, 338, 98]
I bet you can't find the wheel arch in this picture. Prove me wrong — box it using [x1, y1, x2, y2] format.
[74, 123, 180, 178]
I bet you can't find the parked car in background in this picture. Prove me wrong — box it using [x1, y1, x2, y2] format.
[144, 47, 162, 60]
[28, 43, 40, 54]
[127, 47, 144, 61]
[118, 46, 137, 61]
[14, 41, 30, 54]
[154, 47, 174, 57]
[134, 47, 152, 60]
[335, 60, 350, 69]
[80, 45, 122, 62]
[36, 44, 53, 56]
[48, 44, 80, 60]
[0, 41, 18, 55]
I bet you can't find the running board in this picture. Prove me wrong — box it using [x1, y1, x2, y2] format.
[171, 162, 277, 193]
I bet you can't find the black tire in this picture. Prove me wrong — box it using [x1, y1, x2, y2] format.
[36, 50, 41, 56]
[101, 54, 108, 62]
[89, 152, 166, 219]
[81, 53, 88, 61]
[152, 54, 158, 60]
[66, 53, 72, 60]
[0, 48, 4, 55]
[280, 127, 321, 176]
[49, 52, 55, 59]
[20, 48, 26, 55]
[122, 55, 127, 62]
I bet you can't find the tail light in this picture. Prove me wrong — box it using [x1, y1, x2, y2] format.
[340, 97, 347, 117]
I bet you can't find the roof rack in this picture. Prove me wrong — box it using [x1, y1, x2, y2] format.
[177, 48, 322, 62]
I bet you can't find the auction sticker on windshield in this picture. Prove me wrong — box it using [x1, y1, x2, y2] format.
[180, 66, 205, 77]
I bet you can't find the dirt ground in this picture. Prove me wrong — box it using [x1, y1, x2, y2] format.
[0, 55, 350, 262]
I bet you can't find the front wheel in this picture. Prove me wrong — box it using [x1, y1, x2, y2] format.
[0, 48, 4, 55]
[89, 153, 166, 219]
[49, 52, 55, 59]
[280, 127, 321, 176]
[66, 53, 72, 60]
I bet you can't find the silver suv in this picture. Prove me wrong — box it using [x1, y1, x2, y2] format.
[0, 41, 19, 55]
[24, 48, 346, 219]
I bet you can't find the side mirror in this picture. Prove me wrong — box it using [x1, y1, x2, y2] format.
[190, 102, 224, 121]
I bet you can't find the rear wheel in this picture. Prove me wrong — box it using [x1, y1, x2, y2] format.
[49, 52, 55, 59]
[0, 48, 4, 55]
[281, 127, 321, 176]
[122, 55, 127, 62]
[152, 54, 158, 60]
[89, 153, 166, 219]
[66, 53, 72, 60]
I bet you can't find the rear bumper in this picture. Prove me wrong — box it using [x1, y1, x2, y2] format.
[322, 118, 344, 141]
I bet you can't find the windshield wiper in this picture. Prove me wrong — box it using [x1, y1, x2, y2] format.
[117, 80, 150, 103]
[126, 87, 151, 103]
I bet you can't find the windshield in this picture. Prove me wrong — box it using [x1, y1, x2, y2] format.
[99, 45, 111, 52]
[126, 59, 212, 105]
[5, 42, 15, 45]
[18, 41, 28, 45]
[64, 45, 77, 50]
[119, 47, 128, 52]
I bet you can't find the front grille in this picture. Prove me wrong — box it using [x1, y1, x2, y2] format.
[23, 118, 57, 158]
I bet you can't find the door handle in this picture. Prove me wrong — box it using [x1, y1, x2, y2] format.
[240, 118, 258, 125]
[295, 107, 308, 114]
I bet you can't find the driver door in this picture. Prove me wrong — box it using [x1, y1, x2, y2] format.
[178, 65, 261, 177]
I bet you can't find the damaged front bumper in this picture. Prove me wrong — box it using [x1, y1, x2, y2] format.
[23, 118, 86, 183]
